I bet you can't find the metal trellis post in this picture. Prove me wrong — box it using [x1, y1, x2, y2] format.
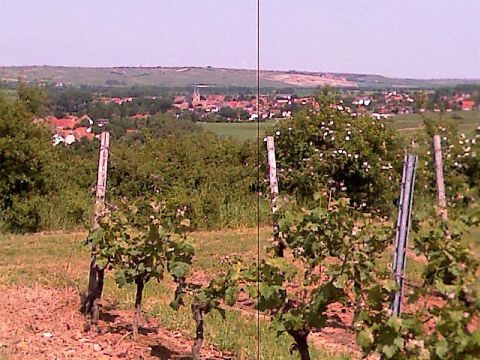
[392, 154, 417, 316]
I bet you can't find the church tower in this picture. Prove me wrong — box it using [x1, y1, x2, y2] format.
[192, 86, 201, 106]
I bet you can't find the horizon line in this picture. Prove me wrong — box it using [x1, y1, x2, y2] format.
[2, 64, 480, 82]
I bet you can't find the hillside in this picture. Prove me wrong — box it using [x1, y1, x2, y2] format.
[1, 65, 480, 89]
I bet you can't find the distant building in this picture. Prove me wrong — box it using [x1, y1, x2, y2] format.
[131, 113, 150, 119]
[461, 99, 475, 111]
[97, 118, 109, 127]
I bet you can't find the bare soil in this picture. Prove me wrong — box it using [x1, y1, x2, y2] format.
[0, 285, 228, 360]
[264, 73, 357, 88]
[2, 283, 452, 360]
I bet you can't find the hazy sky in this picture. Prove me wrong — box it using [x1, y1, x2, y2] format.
[1, 0, 479, 79]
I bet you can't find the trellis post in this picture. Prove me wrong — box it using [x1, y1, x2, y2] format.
[433, 135, 448, 221]
[392, 154, 417, 316]
[83, 131, 110, 322]
[93, 131, 110, 228]
[266, 136, 284, 257]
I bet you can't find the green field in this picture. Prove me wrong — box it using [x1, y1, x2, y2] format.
[199, 121, 276, 142]
[0, 88, 16, 102]
[391, 110, 480, 134]
[200, 111, 480, 141]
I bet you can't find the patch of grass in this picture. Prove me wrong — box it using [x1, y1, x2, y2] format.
[190, 228, 270, 273]
[463, 227, 480, 255]
[199, 121, 276, 141]
[0, 88, 17, 102]
[390, 110, 480, 135]
[0, 232, 87, 287]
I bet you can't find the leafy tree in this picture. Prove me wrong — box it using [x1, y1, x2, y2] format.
[47, 87, 93, 116]
[218, 106, 238, 120]
[106, 133, 259, 229]
[412, 117, 480, 215]
[73, 117, 92, 128]
[239, 109, 250, 120]
[17, 83, 48, 117]
[270, 91, 402, 214]
[0, 92, 53, 231]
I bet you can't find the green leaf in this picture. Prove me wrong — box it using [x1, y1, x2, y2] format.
[393, 337, 404, 351]
[225, 285, 239, 306]
[382, 344, 397, 359]
[114, 271, 128, 287]
[333, 273, 348, 288]
[273, 319, 286, 335]
[435, 338, 449, 358]
[169, 261, 190, 279]
[354, 310, 369, 323]
[386, 316, 402, 332]
[367, 285, 383, 309]
[356, 329, 374, 349]
[306, 312, 326, 329]
[95, 257, 108, 270]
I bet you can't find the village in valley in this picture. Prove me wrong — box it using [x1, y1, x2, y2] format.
[35, 84, 480, 145]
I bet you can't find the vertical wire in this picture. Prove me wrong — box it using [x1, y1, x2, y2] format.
[256, 0, 261, 358]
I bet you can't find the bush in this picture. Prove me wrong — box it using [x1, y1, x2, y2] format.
[107, 134, 260, 229]
[270, 95, 402, 214]
[0, 89, 55, 232]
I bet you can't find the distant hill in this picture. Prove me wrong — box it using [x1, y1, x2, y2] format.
[1, 66, 479, 90]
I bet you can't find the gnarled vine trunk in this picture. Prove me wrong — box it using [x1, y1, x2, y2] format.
[288, 329, 311, 360]
[274, 234, 286, 257]
[81, 257, 105, 324]
[191, 303, 204, 360]
[133, 278, 144, 339]
[351, 281, 362, 329]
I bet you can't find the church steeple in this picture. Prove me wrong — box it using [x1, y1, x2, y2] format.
[192, 86, 201, 105]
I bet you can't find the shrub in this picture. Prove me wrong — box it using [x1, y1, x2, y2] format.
[270, 95, 402, 215]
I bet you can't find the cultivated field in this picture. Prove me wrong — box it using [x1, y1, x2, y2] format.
[2, 223, 479, 359]
[0, 229, 354, 360]
[199, 111, 480, 141]
[391, 110, 480, 134]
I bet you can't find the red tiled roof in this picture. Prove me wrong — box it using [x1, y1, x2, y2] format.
[461, 99, 475, 110]
[48, 115, 80, 129]
[131, 113, 150, 119]
[73, 127, 94, 140]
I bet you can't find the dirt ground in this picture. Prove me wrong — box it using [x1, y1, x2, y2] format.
[0, 285, 229, 360]
[0, 284, 366, 360]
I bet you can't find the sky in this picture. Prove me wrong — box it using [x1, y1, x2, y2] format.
[0, 0, 479, 79]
